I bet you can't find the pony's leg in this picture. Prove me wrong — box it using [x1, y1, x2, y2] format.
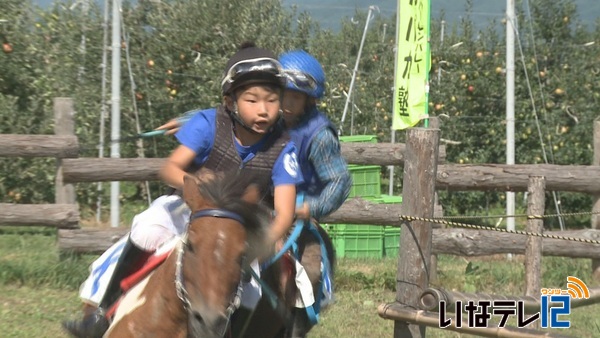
[286, 223, 336, 338]
[285, 233, 320, 338]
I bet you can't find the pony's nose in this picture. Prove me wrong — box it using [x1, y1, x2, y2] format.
[193, 311, 229, 337]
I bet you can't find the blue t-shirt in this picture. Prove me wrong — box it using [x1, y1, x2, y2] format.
[175, 108, 302, 187]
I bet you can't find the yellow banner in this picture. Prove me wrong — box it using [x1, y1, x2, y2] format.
[392, 0, 431, 130]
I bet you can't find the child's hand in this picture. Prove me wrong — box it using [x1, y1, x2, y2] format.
[155, 119, 181, 136]
[295, 202, 311, 220]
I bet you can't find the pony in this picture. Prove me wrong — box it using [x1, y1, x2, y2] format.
[233, 218, 336, 338]
[104, 169, 273, 338]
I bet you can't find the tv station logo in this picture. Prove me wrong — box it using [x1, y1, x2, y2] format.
[438, 276, 589, 329]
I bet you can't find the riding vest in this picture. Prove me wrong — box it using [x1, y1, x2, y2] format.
[287, 107, 337, 197]
[195, 105, 289, 206]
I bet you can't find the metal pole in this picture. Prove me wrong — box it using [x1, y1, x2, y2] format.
[96, 0, 110, 223]
[388, 1, 402, 196]
[437, 20, 445, 86]
[110, 0, 122, 227]
[76, 0, 89, 83]
[340, 6, 375, 135]
[506, 0, 516, 244]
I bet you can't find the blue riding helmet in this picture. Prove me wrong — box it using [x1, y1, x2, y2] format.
[279, 50, 325, 99]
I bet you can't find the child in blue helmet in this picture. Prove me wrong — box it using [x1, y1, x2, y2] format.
[278, 49, 351, 221]
[63, 42, 303, 338]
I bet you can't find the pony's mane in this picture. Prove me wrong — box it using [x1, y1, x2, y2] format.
[196, 169, 271, 236]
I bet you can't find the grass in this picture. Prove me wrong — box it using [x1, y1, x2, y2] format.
[1, 226, 599, 337]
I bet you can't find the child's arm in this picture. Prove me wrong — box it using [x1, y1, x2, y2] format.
[268, 184, 297, 244]
[159, 145, 197, 190]
[155, 109, 199, 135]
[302, 128, 352, 219]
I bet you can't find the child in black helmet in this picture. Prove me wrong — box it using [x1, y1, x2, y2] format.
[63, 42, 303, 338]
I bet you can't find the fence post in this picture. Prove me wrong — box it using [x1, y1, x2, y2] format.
[394, 127, 440, 338]
[54, 98, 76, 205]
[428, 117, 441, 284]
[592, 120, 600, 281]
[525, 175, 545, 330]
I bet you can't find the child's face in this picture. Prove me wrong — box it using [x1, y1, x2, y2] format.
[235, 85, 281, 134]
[282, 89, 308, 125]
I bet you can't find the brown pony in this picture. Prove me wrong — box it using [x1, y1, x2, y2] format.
[234, 220, 336, 338]
[104, 170, 272, 338]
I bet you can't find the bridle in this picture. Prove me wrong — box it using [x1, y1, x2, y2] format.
[175, 208, 248, 337]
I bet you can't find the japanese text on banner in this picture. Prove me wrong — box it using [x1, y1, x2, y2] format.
[392, 0, 431, 130]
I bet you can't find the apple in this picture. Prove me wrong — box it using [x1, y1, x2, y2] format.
[460, 74, 467, 81]
[170, 89, 177, 96]
[496, 67, 503, 74]
[147, 59, 155, 67]
[467, 85, 474, 93]
[3, 42, 13, 54]
[539, 71, 546, 78]
[554, 88, 565, 96]
[167, 69, 173, 75]
[476, 51, 483, 58]
[135, 92, 144, 101]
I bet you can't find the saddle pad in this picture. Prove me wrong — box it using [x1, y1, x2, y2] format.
[120, 237, 178, 292]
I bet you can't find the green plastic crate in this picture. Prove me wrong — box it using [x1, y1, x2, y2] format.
[338, 134, 378, 143]
[328, 228, 384, 258]
[370, 194, 403, 204]
[323, 196, 403, 258]
[325, 223, 384, 233]
[348, 165, 381, 198]
[384, 227, 401, 257]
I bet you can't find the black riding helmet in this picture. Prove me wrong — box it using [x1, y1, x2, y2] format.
[221, 42, 286, 96]
[221, 42, 286, 133]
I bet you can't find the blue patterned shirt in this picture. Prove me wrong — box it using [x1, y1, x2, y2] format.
[305, 128, 352, 219]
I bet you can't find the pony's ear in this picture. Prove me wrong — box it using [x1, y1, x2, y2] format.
[182, 174, 204, 210]
[241, 184, 260, 204]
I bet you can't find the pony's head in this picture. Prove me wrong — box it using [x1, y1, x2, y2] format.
[179, 169, 271, 337]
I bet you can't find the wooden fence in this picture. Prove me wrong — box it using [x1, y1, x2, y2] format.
[2, 99, 600, 256]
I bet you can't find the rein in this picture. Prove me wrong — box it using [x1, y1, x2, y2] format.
[175, 208, 247, 337]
